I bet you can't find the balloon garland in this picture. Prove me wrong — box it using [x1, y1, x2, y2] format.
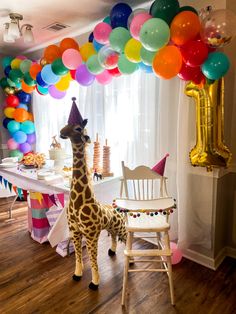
[0, 1, 236, 166]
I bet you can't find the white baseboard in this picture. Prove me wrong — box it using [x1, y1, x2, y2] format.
[183, 246, 236, 270]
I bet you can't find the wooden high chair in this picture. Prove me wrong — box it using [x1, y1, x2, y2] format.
[116, 161, 175, 306]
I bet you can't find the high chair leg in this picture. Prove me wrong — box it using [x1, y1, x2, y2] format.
[122, 231, 133, 306]
[167, 256, 175, 305]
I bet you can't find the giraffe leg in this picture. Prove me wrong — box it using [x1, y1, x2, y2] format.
[71, 231, 83, 281]
[86, 236, 100, 290]
[108, 233, 117, 256]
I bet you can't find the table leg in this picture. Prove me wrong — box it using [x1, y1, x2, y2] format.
[9, 195, 18, 219]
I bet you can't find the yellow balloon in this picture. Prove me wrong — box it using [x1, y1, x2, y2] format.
[80, 42, 96, 62]
[4, 107, 16, 118]
[4, 86, 15, 95]
[11, 58, 22, 69]
[64, 72, 73, 82]
[124, 38, 142, 63]
[55, 75, 70, 91]
[185, 78, 232, 171]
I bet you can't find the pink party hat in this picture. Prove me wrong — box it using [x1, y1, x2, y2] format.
[68, 97, 84, 125]
[151, 153, 169, 176]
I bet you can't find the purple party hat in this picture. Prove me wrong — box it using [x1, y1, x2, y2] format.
[68, 97, 83, 125]
[152, 153, 169, 176]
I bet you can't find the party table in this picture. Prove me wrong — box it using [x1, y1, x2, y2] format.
[0, 165, 121, 255]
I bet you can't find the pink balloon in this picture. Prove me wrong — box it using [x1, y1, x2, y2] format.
[16, 55, 27, 60]
[130, 13, 152, 40]
[94, 22, 112, 44]
[7, 138, 19, 150]
[170, 242, 183, 265]
[96, 70, 112, 85]
[62, 49, 82, 70]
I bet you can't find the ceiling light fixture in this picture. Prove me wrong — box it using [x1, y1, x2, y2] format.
[3, 13, 34, 44]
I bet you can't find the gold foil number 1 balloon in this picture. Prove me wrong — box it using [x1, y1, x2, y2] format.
[185, 78, 232, 171]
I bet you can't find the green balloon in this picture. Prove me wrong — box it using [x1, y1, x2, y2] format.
[140, 47, 156, 66]
[150, 0, 180, 24]
[86, 55, 103, 75]
[179, 6, 198, 15]
[140, 18, 170, 52]
[7, 78, 16, 87]
[0, 77, 9, 89]
[24, 72, 36, 86]
[118, 54, 139, 74]
[20, 59, 32, 74]
[109, 27, 132, 53]
[8, 69, 23, 83]
[103, 16, 111, 25]
[51, 58, 69, 76]
[2, 56, 14, 69]
[9, 150, 23, 161]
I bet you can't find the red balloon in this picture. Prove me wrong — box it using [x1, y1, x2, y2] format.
[70, 69, 76, 80]
[108, 67, 121, 77]
[181, 40, 208, 67]
[178, 62, 204, 83]
[6, 95, 19, 108]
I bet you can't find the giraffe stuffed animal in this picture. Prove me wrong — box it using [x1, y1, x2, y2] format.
[60, 98, 127, 290]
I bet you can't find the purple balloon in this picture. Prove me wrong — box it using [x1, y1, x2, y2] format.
[48, 85, 66, 99]
[27, 132, 36, 144]
[19, 142, 32, 154]
[75, 64, 95, 86]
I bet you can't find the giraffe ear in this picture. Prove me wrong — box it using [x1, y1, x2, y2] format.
[84, 135, 91, 143]
[82, 119, 88, 127]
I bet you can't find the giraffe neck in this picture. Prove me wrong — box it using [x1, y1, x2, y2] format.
[71, 142, 95, 202]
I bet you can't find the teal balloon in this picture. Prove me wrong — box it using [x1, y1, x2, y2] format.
[109, 27, 132, 53]
[86, 55, 103, 74]
[51, 58, 69, 76]
[0, 77, 9, 89]
[9, 149, 23, 161]
[150, 0, 180, 24]
[140, 18, 170, 52]
[118, 54, 139, 74]
[140, 47, 156, 65]
[7, 120, 20, 133]
[179, 6, 198, 15]
[24, 72, 36, 86]
[103, 16, 111, 25]
[206, 78, 215, 85]
[20, 120, 35, 134]
[2, 56, 14, 69]
[201, 52, 230, 80]
[36, 84, 49, 95]
[8, 69, 23, 83]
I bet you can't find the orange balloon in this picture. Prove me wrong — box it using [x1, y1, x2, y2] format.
[153, 46, 182, 79]
[60, 38, 79, 53]
[13, 108, 29, 123]
[170, 11, 201, 46]
[44, 45, 61, 63]
[21, 80, 35, 94]
[28, 112, 34, 122]
[29, 64, 42, 80]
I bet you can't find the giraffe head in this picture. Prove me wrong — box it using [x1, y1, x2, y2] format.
[60, 97, 91, 145]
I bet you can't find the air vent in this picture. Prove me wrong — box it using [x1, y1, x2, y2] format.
[44, 22, 70, 32]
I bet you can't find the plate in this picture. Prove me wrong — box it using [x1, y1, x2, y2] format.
[0, 162, 18, 168]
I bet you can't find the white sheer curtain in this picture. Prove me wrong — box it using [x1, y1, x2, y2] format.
[32, 72, 214, 251]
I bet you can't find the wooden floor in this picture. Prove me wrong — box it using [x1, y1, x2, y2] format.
[0, 197, 236, 314]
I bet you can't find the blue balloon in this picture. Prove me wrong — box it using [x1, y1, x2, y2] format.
[139, 62, 153, 74]
[17, 91, 31, 104]
[88, 32, 94, 43]
[4, 65, 12, 77]
[110, 3, 132, 29]
[7, 120, 21, 133]
[36, 72, 49, 88]
[3, 118, 13, 129]
[201, 52, 230, 80]
[13, 131, 27, 144]
[17, 104, 28, 111]
[93, 39, 104, 52]
[41, 64, 60, 85]
[20, 120, 35, 134]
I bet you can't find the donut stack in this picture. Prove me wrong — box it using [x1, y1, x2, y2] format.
[102, 139, 113, 177]
[93, 134, 101, 173]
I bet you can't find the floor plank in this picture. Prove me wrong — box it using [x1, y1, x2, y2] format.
[0, 204, 236, 314]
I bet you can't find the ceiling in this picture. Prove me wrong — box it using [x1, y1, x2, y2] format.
[0, 0, 152, 56]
